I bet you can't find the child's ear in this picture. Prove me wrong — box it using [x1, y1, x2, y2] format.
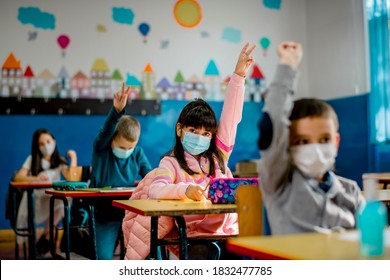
[335, 132, 340, 151]
[176, 123, 182, 137]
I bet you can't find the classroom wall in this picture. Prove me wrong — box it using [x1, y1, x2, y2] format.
[305, 0, 368, 99]
[0, 0, 372, 230]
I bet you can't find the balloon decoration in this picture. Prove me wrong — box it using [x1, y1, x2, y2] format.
[57, 34, 70, 58]
[260, 37, 271, 56]
[138, 23, 150, 43]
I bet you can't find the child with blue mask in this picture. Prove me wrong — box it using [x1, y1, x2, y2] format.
[257, 41, 365, 235]
[122, 43, 257, 260]
[90, 82, 152, 260]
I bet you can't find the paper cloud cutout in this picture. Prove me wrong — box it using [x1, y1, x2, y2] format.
[18, 7, 56, 29]
[221, 27, 241, 43]
[263, 0, 282, 10]
[112, 7, 135, 25]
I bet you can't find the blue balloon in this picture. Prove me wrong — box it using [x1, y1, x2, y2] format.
[138, 23, 150, 36]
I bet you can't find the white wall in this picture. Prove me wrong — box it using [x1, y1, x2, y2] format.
[0, 0, 368, 100]
[306, 0, 368, 99]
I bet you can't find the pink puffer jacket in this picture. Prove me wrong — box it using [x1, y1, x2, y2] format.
[122, 169, 178, 260]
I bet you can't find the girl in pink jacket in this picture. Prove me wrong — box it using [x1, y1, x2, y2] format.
[122, 43, 256, 260]
[148, 43, 256, 259]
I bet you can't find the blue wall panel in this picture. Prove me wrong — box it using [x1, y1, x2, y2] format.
[327, 94, 369, 187]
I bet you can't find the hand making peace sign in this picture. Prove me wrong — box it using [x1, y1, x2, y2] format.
[234, 42, 257, 78]
[113, 82, 131, 113]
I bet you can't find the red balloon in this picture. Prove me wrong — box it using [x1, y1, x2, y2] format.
[57, 34, 70, 50]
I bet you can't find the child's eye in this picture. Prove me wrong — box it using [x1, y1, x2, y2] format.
[294, 139, 308, 145]
[189, 129, 197, 133]
[203, 132, 212, 137]
[319, 137, 331, 143]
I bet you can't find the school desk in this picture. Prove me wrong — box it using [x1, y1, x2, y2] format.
[376, 189, 390, 202]
[226, 228, 390, 260]
[361, 189, 390, 225]
[362, 173, 390, 189]
[112, 199, 237, 260]
[45, 188, 134, 259]
[9, 181, 53, 260]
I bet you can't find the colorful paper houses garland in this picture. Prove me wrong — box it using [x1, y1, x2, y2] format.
[0, 52, 266, 102]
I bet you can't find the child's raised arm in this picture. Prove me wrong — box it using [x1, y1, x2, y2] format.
[93, 82, 131, 151]
[61, 149, 78, 180]
[113, 82, 131, 113]
[216, 43, 256, 160]
[258, 41, 302, 195]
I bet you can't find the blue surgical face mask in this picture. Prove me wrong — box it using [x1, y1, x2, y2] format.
[112, 147, 134, 159]
[182, 132, 211, 155]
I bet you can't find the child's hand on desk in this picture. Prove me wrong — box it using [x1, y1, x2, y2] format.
[113, 82, 131, 113]
[186, 184, 207, 201]
[37, 174, 49, 181]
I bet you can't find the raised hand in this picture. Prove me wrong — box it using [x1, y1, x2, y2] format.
[113, 82, 130, 113]
[278, 41, 303, 69]
[234, 42, 257, 77]
[66, 150, 77, 166]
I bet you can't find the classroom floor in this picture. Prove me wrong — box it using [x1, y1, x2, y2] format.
[0, 228, 122, 260]
[0, 229, 18, 260]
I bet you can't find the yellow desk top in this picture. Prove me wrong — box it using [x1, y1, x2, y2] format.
[227, 228, 390, 260]
[112, 199, 237, 216]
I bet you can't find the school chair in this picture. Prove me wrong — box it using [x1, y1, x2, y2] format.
[236, 184, 270, 236]
[68, 166, 92, 183]
[57, 166, 95, 258]
[67, 165, 125, 259]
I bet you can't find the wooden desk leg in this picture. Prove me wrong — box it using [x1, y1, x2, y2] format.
[150, 216, 158, 260]
[174, 216, 188, 260]
[26, 188, 36, 260]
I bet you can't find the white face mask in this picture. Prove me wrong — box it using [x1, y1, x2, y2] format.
[39, 143, 56, 157]
[290, 143, 337, 179]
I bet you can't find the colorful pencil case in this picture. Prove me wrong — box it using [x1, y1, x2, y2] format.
[52, 181, 88, 191]
[208, 177, 259, 204]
